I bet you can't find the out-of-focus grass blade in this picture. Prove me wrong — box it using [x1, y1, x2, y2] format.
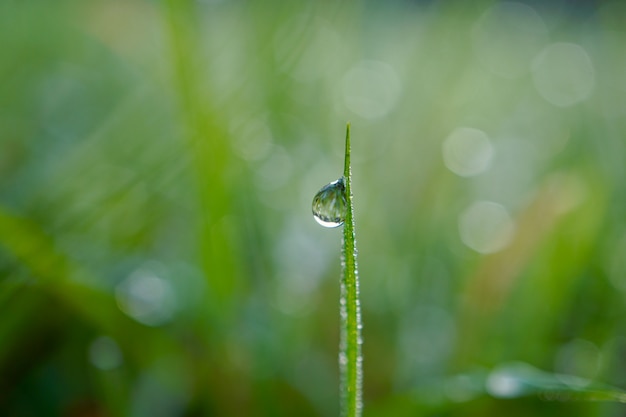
[484, 362, 626, 403]
[0, 206, 176, 364]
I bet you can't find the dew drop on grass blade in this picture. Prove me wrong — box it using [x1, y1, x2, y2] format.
[312, 123, 362, 417]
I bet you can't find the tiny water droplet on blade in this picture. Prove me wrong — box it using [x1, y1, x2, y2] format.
[312, 177, 347, 228]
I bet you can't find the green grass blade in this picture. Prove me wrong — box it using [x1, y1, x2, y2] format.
[484, 362, 626, 403]
[340, 123, 363, 417]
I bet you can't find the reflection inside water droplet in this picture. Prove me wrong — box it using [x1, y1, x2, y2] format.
[312, 177, 346, 228]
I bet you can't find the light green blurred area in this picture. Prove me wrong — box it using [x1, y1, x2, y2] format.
[1, 0, 626, 415]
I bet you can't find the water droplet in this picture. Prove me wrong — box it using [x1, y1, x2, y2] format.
[312, 177, 346, 228]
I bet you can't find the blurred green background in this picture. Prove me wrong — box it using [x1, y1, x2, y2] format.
[2, 0, 626, 415]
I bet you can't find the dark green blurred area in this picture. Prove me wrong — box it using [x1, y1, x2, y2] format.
[2, 0, 626, 415]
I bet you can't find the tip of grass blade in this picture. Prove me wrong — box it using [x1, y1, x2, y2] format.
[344, 123, 351, 179]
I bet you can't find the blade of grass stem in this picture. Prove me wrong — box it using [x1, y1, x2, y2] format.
[340, 123, 363, 417]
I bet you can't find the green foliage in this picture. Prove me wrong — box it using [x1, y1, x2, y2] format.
[1, 1, 626, 416]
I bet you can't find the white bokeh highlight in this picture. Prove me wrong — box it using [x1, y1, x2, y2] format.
[458, 201, 515, 254]
[442, 127, 494, 177]
[115, 267, 177, 327]
[532, 43, 595, 107]
[89, 336, 123, 371]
